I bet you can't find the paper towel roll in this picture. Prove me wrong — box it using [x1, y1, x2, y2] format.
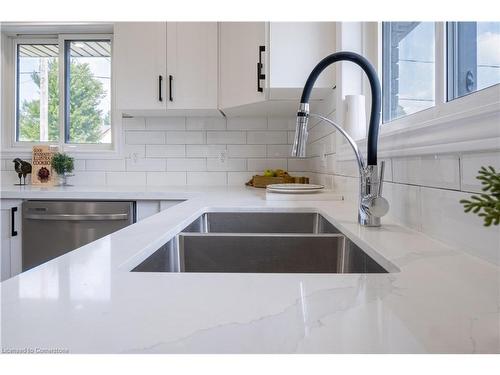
[345, 95, 367, 141]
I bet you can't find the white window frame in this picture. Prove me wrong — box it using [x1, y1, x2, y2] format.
[337, 22, 500, 161]
[2, 32, 120, 157]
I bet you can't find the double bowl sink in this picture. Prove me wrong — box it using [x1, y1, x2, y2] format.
[132, 212, 391, 274]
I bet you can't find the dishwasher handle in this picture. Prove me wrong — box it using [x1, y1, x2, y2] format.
[24, 213, 129, 221]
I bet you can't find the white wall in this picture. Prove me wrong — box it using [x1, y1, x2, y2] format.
[1, 116, 307, 186]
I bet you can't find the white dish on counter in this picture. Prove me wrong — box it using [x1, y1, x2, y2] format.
[266, 183, 324, 194]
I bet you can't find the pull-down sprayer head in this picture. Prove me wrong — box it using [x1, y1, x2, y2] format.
[291, 103, 310, 158]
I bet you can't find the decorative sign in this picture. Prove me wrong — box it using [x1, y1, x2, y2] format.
[31, 145, 58, 186]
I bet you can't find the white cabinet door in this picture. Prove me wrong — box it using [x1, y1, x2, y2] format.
[166, 22, 218, 110]
[1, 200, 22, 281]
[268, 22, 336, 99]
[219, 22, 267, 109]
[136, 200, 183, 221]
[114, 22, 167, 111]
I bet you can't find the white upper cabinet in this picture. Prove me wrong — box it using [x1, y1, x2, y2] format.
[114, 22, 336, 116]
[219, 22, 267, 109]
[166, 22, 218, 111]
[219, 22, 337, 115]
[114, 22, 219, 116]
[114, 22, 167, 112]
[267, 22, 336, 99]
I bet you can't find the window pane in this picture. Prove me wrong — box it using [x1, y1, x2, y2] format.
[448, 22, 500, 100]
[382, 22, 435, 122]
[66, 40, 111, 144]
[17, 44, 59, 142]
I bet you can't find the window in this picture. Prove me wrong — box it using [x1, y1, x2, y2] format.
[382, 22, 500, 125]
[15, 36, 112, 146]
[17, 43, 60, 142]
[447, 22, 500, 100]
[382, 22, 436, 122]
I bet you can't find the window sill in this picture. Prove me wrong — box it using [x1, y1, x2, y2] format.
[0, 143, 123, 160]
[337, 86, 500, 161]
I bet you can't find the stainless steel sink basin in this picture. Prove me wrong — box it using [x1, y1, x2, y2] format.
[182, 212, 340, 234]
[132, 212, 390, 274]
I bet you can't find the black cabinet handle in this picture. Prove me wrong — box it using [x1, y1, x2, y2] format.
[158, 75, 163, 102]
[11, 207, 17, 237]
[257, 45, 266, 92]
[169, 75, 173, 101]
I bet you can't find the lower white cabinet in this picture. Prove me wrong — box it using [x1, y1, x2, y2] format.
[1, 199, 23, 281]
[136, 200, 183, 221]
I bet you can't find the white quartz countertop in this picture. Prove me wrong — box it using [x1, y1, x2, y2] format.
[0, 184, 213, 200]
[1, 185, 499, 353]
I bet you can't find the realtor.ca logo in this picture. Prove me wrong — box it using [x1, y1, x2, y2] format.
[2, 347, 69, 354]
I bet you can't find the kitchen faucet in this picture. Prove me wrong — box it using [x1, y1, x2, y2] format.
[292, 51, 389, 227]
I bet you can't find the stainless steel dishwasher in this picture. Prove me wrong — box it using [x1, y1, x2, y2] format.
[22, 201, 135, 271]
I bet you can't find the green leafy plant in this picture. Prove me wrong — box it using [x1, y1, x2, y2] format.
[460, 166, 500, 226]
[51, 153, 74, 175]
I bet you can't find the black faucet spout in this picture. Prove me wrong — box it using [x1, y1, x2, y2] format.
[299, 51, 381, 166]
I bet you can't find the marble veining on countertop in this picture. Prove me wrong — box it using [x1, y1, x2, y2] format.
[1, 186, 499, 353]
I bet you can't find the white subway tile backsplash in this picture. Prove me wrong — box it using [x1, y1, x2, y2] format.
[124, 144, 146, 159]
[146, 117, 186, 130]
[68, 171, 106, 186]
[186, 117, 226, 131]
[167, 158, 206, 171]
[126, 158, 166, 172]
[420, 187, 500, 265]
[392, 154, 460, 190]
[126, 131, 165, 144]
[146, 145, 186, 158]
[247, 158, 287, 172]
[1, 170, 26, 185]
[307, 120, 335, 143]
[206, 131, 246, 144]
[227, 117, 267, 130]
[228, 171, 257, 186]
[187, 172, 227, 185]
[122, 117, 146, 130]
[268, 118, 295, 130]
[106, 172, 147, 186]
[73, 159, 86, 171]
[146, 172, 187, 186]
[267, 145, 291, 158]
[288, 158, 311, 172]
[227, 145, 266, 158]
[384, 182, 422, 231]
[307, 132, 336, 157]
[186, 145, 226, 158]
[207, 158, 246, 172]
[334, 159, 357, 177]
[166, 131, 205, 144]
[460, 151, 500, 193]
[85, 159, 126, 171]
[247, 131, 288, 145]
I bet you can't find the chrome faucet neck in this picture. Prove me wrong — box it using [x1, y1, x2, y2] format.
[303, 114, 389, 227]
[293, 51, 387, 227]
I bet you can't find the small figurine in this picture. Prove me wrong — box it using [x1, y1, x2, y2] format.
[12, 158, 32, 185]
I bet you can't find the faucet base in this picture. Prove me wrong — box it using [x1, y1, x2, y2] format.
[358, 212, 381, 227]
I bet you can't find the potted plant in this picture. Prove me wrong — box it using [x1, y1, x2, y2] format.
[51, 152, 75, 186]
[460, 166, 500, 226]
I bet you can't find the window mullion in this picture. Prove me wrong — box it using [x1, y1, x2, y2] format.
[435, 22, 447, 108]
[57, 35, 65, 149]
